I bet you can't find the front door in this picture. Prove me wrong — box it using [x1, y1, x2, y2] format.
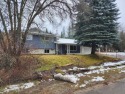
[62, 44, 67, 54]
[58, 44, 67, 54]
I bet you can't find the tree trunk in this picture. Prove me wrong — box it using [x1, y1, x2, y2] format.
[91, 42, 96, 54]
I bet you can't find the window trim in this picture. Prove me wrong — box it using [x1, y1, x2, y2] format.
[26, 35, 33, 40]
[44, 49, 49, 53]
[44, 37, 50, 41]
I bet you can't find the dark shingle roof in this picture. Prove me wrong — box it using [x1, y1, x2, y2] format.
[28, 28, 56, 37]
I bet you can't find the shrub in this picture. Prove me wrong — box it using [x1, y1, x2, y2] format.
[0, 53, 16, 70]
[0, 54, 40, 86]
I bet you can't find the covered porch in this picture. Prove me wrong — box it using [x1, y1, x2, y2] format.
[55, 38, 80, 54]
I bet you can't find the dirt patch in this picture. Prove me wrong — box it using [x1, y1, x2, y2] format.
[17, 72, 125, 94]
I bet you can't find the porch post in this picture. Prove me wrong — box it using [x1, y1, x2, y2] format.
[56, 44, 58, 54]
[69, 45, 70, 54]
[67, 44, 70, 54]
[67, 44, 68, 54]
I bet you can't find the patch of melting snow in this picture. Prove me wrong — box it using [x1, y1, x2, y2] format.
[84, 70, 100, 75]
[91, 76, 105, 82]
[55, 60, 125, 85]
[54, 73, 79, 83]
[88, 66, 103, 70]
[48, 79, 54, 82]
[120, 70, 125, 73]
[116, 65, 125, 69]
[84, 68, 109, 75]
[69, 67, 78, 71]
[76, 73, 85, 77]
[2, 82, 34, 93]
[103, 61, 125, 67]
[79, 84, 86, 88]
[20, 82, 34, 89]
[69, 67, 87, 71]
[4, 85, 20, 92]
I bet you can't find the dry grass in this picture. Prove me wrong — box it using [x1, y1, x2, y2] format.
[35, 54, 118, 71]
[0, 54, 119, 87]
[0, 55, 39, 86]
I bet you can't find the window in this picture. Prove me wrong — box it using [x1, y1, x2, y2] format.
[44, 49, 49, 53]
[44, 37, 50, 41]
[26, 35, 33, 40]
[70, 45, 77, 51]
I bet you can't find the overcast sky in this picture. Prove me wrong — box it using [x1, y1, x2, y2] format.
[44, 0, 125, 34]
[116, 0, 125, 29]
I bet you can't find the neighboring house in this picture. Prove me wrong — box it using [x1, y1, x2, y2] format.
[25, 28, 91, 55]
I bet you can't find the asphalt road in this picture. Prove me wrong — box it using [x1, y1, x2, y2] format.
[87, 78, 125, 94]
[75, 78, 125, 94]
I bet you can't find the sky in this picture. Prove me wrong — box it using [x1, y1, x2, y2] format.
[43, 0, 125, 34]
[116, 0, 125, 29]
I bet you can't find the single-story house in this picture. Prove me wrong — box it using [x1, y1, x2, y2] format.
[25, 28, 91, 55]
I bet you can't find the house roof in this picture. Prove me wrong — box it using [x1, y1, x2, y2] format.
[55, 38, 77, 45]
[28, 28, 56, 37]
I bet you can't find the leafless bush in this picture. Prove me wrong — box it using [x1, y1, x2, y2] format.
[0, 53, 16, 70]
[0, 55, 40, 86]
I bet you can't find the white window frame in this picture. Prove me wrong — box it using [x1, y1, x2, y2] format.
[26, 35, 33, 40]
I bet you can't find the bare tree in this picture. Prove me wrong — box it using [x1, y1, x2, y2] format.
[0, 0, 76, 60]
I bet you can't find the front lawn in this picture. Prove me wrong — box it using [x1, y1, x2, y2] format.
[35, 54, 119, 71]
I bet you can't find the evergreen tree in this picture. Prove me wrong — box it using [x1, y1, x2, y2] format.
[45, 28, 48, 33]
[61, 31, 66, 38]
[75, 0, 119, 54]
[67, 25, 75, 38]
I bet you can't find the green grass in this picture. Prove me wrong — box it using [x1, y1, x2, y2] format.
[34, 54, 119, 71]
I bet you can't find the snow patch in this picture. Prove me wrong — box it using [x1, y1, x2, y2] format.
[3, 82, 34, 93]
[91, 76, 105, 82]
[20, 82, 34, 89]
[101, 52, 125, 56]
[88, 66, 103, 70]
[76, 73, 85, 77]
[103, 61, 125, 67]
[120, 70, 125, 73]
[79, 84, 86, 88]
[54, 73, 79, 83]
[4, 85, 20, 92]
[48, 79, 54, 82]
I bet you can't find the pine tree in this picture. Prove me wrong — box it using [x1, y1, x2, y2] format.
[104, 0, 119, 43]
[61, 31, 66, 38]
[45, 28, 48, 33]
[67, 25, 75, 38]
[75, 0, 119, 54]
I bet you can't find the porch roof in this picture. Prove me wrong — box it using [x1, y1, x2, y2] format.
[55, 38, 77, 45]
